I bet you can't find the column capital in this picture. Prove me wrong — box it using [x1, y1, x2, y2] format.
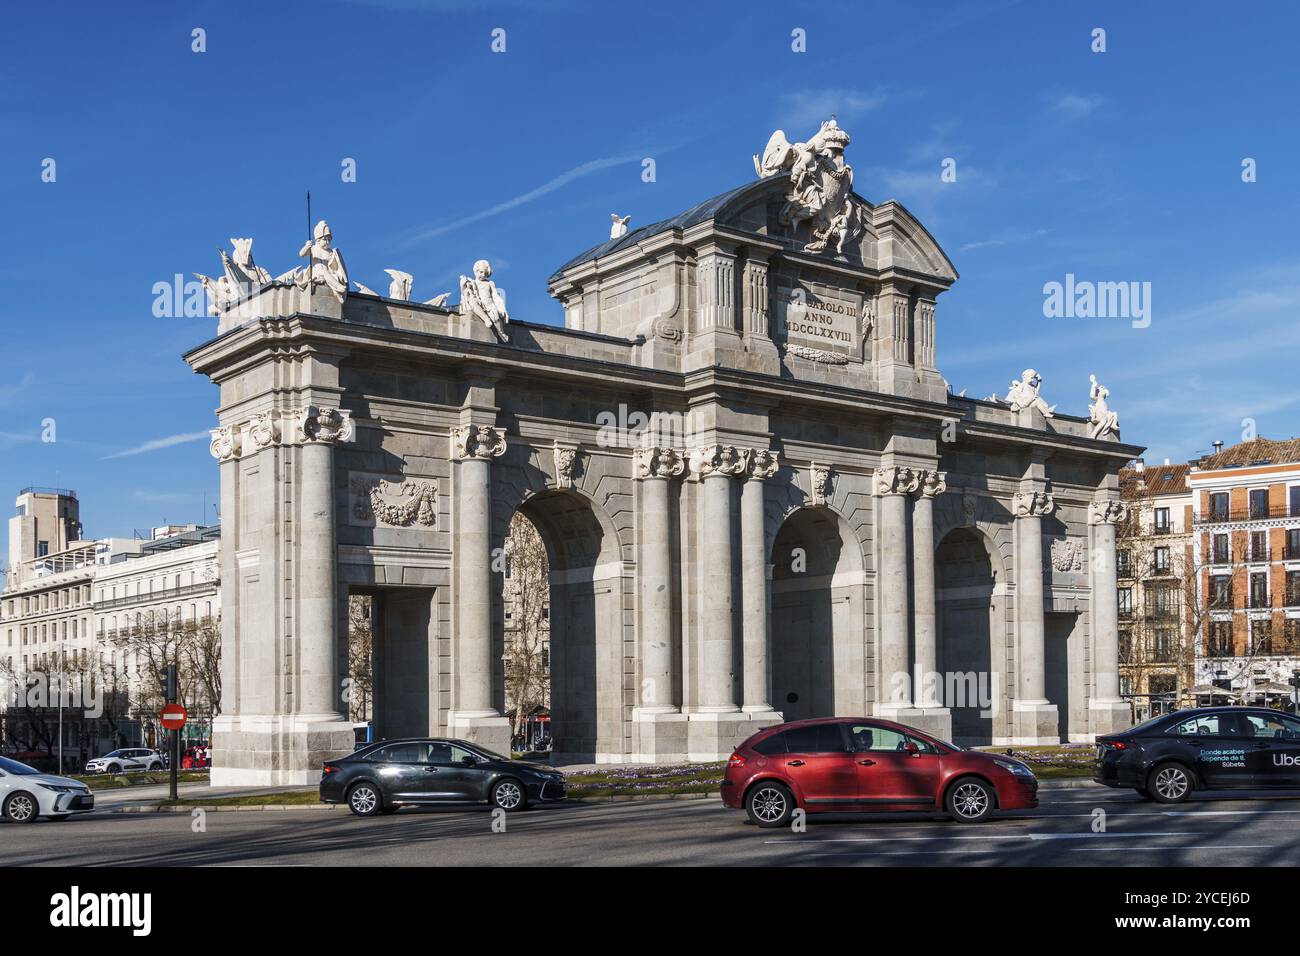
[913, 469, 947, 499]
[689, 443, 745, 479]
[1012, 490, 1056, 518]
[450, 423, 507, 461]
[633, 446, 687, 480]
[741, 448, 781, 481]
[1088, 498, 1129, 525]
[874, 465, 920, 497]
[209, 424, 242, 462]
[297, 406, 355, 445]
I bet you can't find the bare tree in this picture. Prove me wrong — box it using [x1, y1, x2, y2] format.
[503, 513, 549, 740]
[346, 595, 373, 724]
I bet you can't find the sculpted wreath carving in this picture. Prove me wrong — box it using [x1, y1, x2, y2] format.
[351, 476, 437, 527]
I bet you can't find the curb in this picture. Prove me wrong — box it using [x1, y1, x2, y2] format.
[108, 780, 1100, 812]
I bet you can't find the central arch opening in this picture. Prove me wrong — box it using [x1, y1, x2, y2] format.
[935, 527, 998, 746]
[500, 490, 623, 763]
[769, 506, 863, 721]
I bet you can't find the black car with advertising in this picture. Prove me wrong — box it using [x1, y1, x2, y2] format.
[320, 738, 567, 816]
[1095, 706, 1300, 803]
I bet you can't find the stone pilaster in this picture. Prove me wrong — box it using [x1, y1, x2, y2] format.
[631, 446, 689, 761]
[874, 465, 919, 717]
[1088, 498, 1132, 735]
[910, 469, 952, 740]
[740, 449, 780, 716]
[1011, 488, 1060, 744]
[448, 423, 512, 754]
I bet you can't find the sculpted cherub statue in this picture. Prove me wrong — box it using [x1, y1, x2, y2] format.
[1088, 374, 1119, 439]
[458, 259, 509, 342]
[1005, 368, 1055, 418]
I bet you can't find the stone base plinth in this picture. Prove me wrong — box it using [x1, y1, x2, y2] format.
[210, 713, 356, 787]
[872, 704, 952, 741]
[1010, 699, 1061, 746]
[448, 712, 513, 757]
[631, 710, 690, 763]
[1088, 699, 1134, 738]
[685, 709, 783, 762]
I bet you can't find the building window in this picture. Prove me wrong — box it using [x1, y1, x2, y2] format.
[1284, 619, 1300, 654]
[1249, 530, 1268, 562]
[1286, 571, 1300, 608]
[1118, 587, 1133, 619]
[1249, 488, 1269, 519]
[1147, 585, 1176, 618]
[38, 540, 49, 557]
[1287, 528, 1300, 561]
[1150, 627, 1175, 662]
[1249, 571, 1269, 608]
[1210, 575, 1232, 608]
[1206, 620, 1233, 657]
[1154, 546, 1170, 573]
[1291, 486, 1300, 518]
[1212, 534, 1229, 564]
[1117, 549, 1132, 576]
[1250, 618, 1273, 655]
[1209, 492, 1229, 521]
[1153, 507, 1171, 534]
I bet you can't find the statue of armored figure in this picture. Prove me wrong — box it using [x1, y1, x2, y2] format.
[754, 116, 866, 255]
[1005, 368, 1055, 418]
[458, 259, 509, 342]
[1088, 374, 1120, 439]
[282, 220, 349, 300]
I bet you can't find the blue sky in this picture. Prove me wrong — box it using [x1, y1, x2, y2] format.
[1, 0, 1298, 541]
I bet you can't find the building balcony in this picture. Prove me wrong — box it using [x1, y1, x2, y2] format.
[95, 581, 217, 611]
[1285, 543, 1300, 561]
[1244, 547, 1273, 564]
[1196, 504, 1297, 526]
[1246, 594, 1272, 610]
[1150, 524, 1175, 536]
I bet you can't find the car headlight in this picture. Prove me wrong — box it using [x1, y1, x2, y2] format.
[993, 759, 1035, 778]
[38, 783, 78, 793]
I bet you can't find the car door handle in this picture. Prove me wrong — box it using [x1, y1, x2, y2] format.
[787, 760, 805, 767]
[857, 759, 876, 766]
[423, 766, 439, 772]
[1254, 742, 1270, 749]
[1186, 739, 1202, 746]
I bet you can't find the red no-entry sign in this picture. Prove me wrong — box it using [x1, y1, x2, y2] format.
[160, 704, 188, 731]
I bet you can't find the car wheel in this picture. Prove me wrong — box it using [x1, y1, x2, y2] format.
[148, 762, 163, 771]
[3, 792, 39, 824]
[1149, 763, 1193, 804]
[745, 781, 794, 828]
[946, 777, 995, 823]
[347, 782, 383, 817]
[106, 763, 122, 774]
[491, 778, 527, 812]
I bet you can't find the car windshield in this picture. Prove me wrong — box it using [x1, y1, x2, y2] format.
[0, 756, 40, 775]
[469, 745, 509, 762]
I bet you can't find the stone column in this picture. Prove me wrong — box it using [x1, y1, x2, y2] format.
[911, 471, 948, 726]
[740, 449, 780, 715]
[631, 447, 689, 761]
[875, 466, 918, 713]
[633, 447, 686, 713]
[691, 444, 745, 712]
[449, 424, 511, 751]
[295, 406, 354, 717]
[208, 425, 242, 720]
[1088, 498, 1132, 735]
[1012, 489, 1059, 744]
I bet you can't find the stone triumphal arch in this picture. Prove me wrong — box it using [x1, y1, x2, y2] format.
[188, 118, 1140, 784]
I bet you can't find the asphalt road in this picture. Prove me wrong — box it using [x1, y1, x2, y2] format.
[5, 788, 1300, 867]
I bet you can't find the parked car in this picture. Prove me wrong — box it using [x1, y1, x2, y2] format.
[721, 717, 1038, 826]
[320, 738, 567, 817]
[1095, 706, 1300, 803]
[84, 748, 165, 774]
[0, 755, 95, 823]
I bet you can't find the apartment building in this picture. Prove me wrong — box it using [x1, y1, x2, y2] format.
[1189, 437, 1300, 706]
[1116, 461, 1195, 720]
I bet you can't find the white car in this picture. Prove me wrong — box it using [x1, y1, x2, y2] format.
[0, 756, 95, 823]
[84, 748, 165, 774]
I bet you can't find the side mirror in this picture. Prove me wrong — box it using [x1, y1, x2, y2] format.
[904, 741, 920, 756]
[461, 755, 477, 767]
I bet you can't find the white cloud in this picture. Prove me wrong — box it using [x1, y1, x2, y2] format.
[104, 431, 210, 460]
[777, 88, 887, 131]
[1050, 93, 1103, 120]
[407, 154, 643, 244]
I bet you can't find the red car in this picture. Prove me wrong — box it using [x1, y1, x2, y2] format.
[721, 717, 1038, 825]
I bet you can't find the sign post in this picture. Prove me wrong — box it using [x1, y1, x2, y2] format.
[160, 665, 185, 802]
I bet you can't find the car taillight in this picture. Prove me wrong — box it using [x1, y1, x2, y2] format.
[322, 765, 338, 775]
[727, 752, 746, 768]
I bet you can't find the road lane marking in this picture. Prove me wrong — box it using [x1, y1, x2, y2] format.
[764, 832, 1194, 845]
[1071, 845, 1275, 852]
